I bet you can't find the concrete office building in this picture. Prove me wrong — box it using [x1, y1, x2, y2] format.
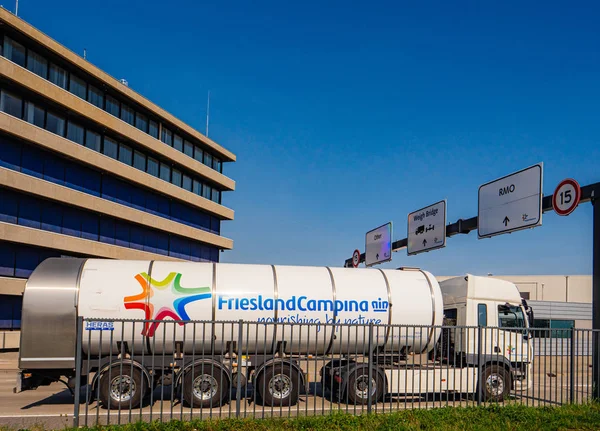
[0, 9, 236, 340]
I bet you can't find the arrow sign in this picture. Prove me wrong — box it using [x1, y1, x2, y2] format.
[503, 216, 510, 226]
[422, 239, 427, 247]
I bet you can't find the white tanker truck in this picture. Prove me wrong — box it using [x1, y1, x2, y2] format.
[16, 258, 533, 408]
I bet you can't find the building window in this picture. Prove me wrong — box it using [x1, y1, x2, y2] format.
[24, 101, 45, 128]
[173, 134, 183, 152]
[135, 112, 148, 133]
[193, 179, 201, 195]
[84, 130, 101, 152]
[161, 127, 173, 146]
[0, 91, 23, 118]
[171, 168, 182, 187]
[102, 137, 118, 159]
[204, 152, 213, 169]
[211, 189, 221, 204]
[213, 157, 222, 173]
[120, 104, 134, 125]
[133, 150, 146, 171]
[149, 120, 159, 139]
[45, 111, 65, 136]
[159, 162, 171, 182]
[182, 174, 192, 192]
[477, 304, 487, 326]
[202, 184, 211, 200]
[3, 37, 26, 67]
[147, 156, 159, 177]
[67, 121, 85, 145]
[184, 140, 194, 158]
[532, 319, 574, 339]
[49, 64, 68, 89]
[194, 146, 203, 163]
[26, 50, 48, 79]
[118, 143, 133, 166]
[69, 74, 87, 99]
[87, 85, 104, 109]
[105, 95, 120, 117]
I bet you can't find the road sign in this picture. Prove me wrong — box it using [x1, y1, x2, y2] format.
[553, 178, 581, 216]
[478, 163, 543, 238]
[407, 200, 447, 255]
[365, 222, 392, 267]
[352, 249, 361, 268]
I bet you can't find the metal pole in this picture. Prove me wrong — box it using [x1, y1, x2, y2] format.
[367, 322, 373, 413]
[15, 0, 18, 16]
[73, 317, 84, 428]
[593, 196, 600, 400]
[477, 325, 482, 406]
[236, 320, 243, 418]
[570, 327, 575, 403]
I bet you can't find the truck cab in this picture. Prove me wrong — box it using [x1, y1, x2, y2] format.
[439, 274, 533, 398]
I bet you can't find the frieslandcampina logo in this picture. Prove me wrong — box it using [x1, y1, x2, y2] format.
[124, 272, 211, 337]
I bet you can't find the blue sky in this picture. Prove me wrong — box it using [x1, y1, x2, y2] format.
[18, 0, 600, 275]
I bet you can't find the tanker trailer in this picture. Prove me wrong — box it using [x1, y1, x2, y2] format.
[16, 258, 531, 409]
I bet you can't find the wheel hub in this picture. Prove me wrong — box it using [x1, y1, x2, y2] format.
[109, 375, 136, 403]
[269, 374, 293, 400]
[193, 374, 218, 401]
[486, 374, 505, 397]
[354, 375, 376, 400]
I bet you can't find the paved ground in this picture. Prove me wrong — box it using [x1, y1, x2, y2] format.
[0, 352, 593, 429]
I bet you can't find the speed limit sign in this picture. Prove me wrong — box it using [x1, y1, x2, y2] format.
[352, 249, 361, 268]
[553, 178, 581, 216]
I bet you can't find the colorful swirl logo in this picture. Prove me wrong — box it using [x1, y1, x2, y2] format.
[124, 272, 211, 337]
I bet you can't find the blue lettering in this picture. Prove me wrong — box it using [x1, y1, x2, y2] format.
[264, 298, 274, 310]
[298, 296, 307, 311]
[250, 297, 257, 310]
[218, 296, 228, 309]
[240, 298, 249, 310]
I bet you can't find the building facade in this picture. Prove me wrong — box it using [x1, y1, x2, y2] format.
[0, 9, 236, 337]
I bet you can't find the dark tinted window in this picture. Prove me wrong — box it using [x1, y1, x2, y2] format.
[87, 85, 104, 109]
[173, 135, 183, 152]
[135, 112, 148, 133]
[149, 120, 159, 139]
[119, 144, 133, 165]
[194, 146, 203, 163]
[4, 37, 26, 67]
[24, 101, 45, 128]
[159, 162, 171, 182]
[106, 95, 120, 117]
[161, 128, 172, 146]
[49, 64, 68, 89]
[184, 140, 194, 158]
[85, 130, 101, 151]
[46, 111, 65, 136]
[147, 157, 159, 177]
[182, 174, 192, 192]
[0, 91, 22, 117]
[171, 168, 182, 187]
[120, 104, 134, 125]
[69, 74, 87, 99]
[26, 50, 48, 78]
[133, 150, 146, 171]
[67, 121, 85, 145]
[102, 137, 118, 159]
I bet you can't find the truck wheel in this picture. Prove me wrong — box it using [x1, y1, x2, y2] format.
[480, 365, 511, 402]
[99, 366, 143, 409]
[347, 368, 384, 405]
[182, 364, 229, 408]
[258, 364, 299, 407]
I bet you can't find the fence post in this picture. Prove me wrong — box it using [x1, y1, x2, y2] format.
[236, 320, 243, 418]
[73, 317, 83, 428]
[570, 327, 576, 403]
[477, 325, 482, 406]
[367, 322, 374, 413]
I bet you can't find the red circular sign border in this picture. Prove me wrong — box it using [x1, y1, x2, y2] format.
[552, 178, 581, 216]
[352, 249, 361, 268]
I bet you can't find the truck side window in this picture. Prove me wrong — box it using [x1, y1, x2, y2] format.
[498, 304, 526, 330]
[478, 304, 487, 326]
[443, 308, 457, 326]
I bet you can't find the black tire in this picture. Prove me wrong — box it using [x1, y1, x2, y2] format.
[182, 364, 229, 408]
[346, 367, 384, 405]
[98, 366, 144, 409]
[257, 363, 299, 407]
[480, 364, 511, 402]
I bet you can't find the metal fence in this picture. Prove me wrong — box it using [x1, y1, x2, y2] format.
[72, 318, 598, 426]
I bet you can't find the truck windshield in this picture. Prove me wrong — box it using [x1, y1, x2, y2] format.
[498, 305, 528, 332]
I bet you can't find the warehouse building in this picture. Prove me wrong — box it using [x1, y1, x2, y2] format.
[0, 9, 236, 342]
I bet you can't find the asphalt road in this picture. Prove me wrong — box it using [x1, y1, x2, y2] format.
[0, 352, 593, 429]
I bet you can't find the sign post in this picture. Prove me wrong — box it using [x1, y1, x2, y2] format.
[553, 178, 581, 216]
[407, 200, 447, 255]
[351, 249, 361, 268]
[478, 163, 543, 239]
[365, 222, 392, 267]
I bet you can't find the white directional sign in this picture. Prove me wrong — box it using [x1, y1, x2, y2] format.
[407, 200, 447, 255]
[478, 163, 543, 239]
[365, 222, 392, 267]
